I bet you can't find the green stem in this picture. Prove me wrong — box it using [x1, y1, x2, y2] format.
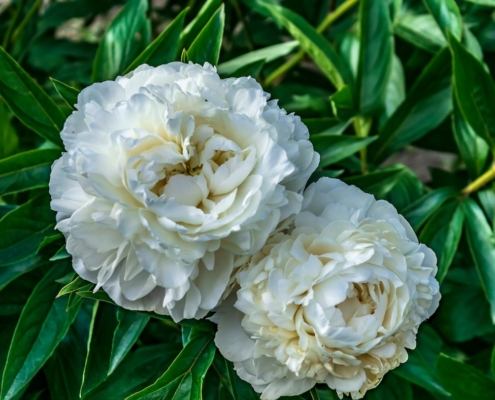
[264, 0, 359, 86]
[463, 163, 495, 195]
[11, 0, 42, 44]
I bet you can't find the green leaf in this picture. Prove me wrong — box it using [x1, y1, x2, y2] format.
[217, 41, 298, 76]
[80, 301, 119, 397]
[402, 187, 457, 230]
[423, 0, 462, 39]
[394, 14, 446, 53]
[385, 168, 424, 212]
[92, 0, 151, 82]
[86, 345, 181, 400]
[0, 255, 43, 292]
[437, 354, 495, 399]
[109, 308, 150, 375]
[126, 329, 215, 400]
[435, 268, 495, 342]
[310, 387, 339, 399]
[180, 0, 222, 49]
[365, 374, 413, 400]
[420, 199, 464, 282]
[252, 0, 352, 89]
[0, 149, 60, 195]
[370, 48, 451, 163]
[221, 357, 258, 400]
[50, 78, 80, 109]
[395, 326, 451, 397]
[50, 245, 70, 261]
[0, 46, 65, 147]
[57, 276, 93, 298]
[311, 135, 377, 167]
[383, 55, 406, 120]
[187, 5, 225, 66]
[124, 8, 188, 74]
[462, 198, 495, 323]
[344, 164, 408, 199]
[453, 99, 489, 179]
[0, 101, 18, 159]
[449, 32, 495, 148]
[0, 195, 55, 265]
[356, 0, 393, 113]
[43, 328, 86, 400]
[464, 0, 495, 5]
[0, 261, 80, 400]
[330, 85, 356, 121]
[492, 345, 495, 379]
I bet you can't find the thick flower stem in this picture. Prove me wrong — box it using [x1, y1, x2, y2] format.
[463, 164, 495, 195]
[264, 0, 360, 86]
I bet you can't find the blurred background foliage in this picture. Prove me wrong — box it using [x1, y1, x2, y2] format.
[2, 0, 495, 399]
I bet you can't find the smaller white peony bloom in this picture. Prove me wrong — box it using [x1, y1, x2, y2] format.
[49, 62, 318, 321]
[213, 178, 440, 399]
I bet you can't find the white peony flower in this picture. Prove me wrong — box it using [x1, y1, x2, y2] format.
[213, 178, 440, 399]
[49, 62, 319, 321]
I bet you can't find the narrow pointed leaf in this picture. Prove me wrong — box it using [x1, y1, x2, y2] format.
[424, 0, 462, 39]
[126, 329, 215, 400]
[57, 276, 93, 297]
[0, 195, 55, 265]
[0, 149, 60, 195]
[0, 261, 80, 400]
[311, 135, 377, 167]
[187, 5, 225, 65]
[462, 199, 495, 323]
[0, 46, 65, 147]
[357, 0, 393, 113]
[370, 48, 451, 163]
[124, 8, 188, 74]
[343, 165, 407, 199]
[50, 78, 80, 109]
[251, 0, 353, 89]
[92, 0, 151, 82]
[449, 33, 495, 148]
[0, 255, 43, 291]
[420, 199, 464, 282]
[180, 0, 222, 49]
[109, 309, 150, 375]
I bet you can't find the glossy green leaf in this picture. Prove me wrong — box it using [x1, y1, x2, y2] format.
[395, 326, 451, 397]
[462, 198, 495, 323]
[92, 0, 150, 82]
[0, 255, 43, 291]
[0, 261, 80, 400]
[394, 14, 446, 53]
[217, 41, 298, 76]
[420, 199, 464, 282]
[424, 0, 462, 39]
[465, 0, 495, 5]
[356, 0, 393, 113]
[43, 327, 86, 400]
[50, 78, 79, 109]
[492, 345, 495, 379]
[0, 195, 55, 265]
[0, 101, 18, 159]
[86, 345, 181, 400]
[365, 374, 413, 400]
[402, 187, 457, 230]
[180, 0, 222, 49]
[50, 245, 70, 261]
[330, 85, 356, 121]
[221, 357, 258, 400]
[127, 329, 215, 400]
[383, 55, 405, 120]
[187, 5, 224, 66]
[0, 149, 60, 195]
[370, 48, 451, 163]
[252, 0, 352, 89]
[453, 99, 489, 178]
[80, 301, 119, 397]
[311, 135, 377, 167]
[109, 308, 150, 375]
[0, 46, 65, 147]
[437, 354, 495, 399]
[124, 8, 188, 74]
[344, 164, 408, 199]
[57, 276, 93, 297]
[449, 33, 495, 148]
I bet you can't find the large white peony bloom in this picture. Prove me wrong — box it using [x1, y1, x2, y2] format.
[49, 62, 318, 321]
[213, 178, 440, 399]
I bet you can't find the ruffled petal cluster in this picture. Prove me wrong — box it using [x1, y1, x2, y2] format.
[213, 178, 440, 399]
[49, 62, 318, 321]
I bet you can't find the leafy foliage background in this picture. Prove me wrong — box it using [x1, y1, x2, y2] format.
[1, 0, 495, 399]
